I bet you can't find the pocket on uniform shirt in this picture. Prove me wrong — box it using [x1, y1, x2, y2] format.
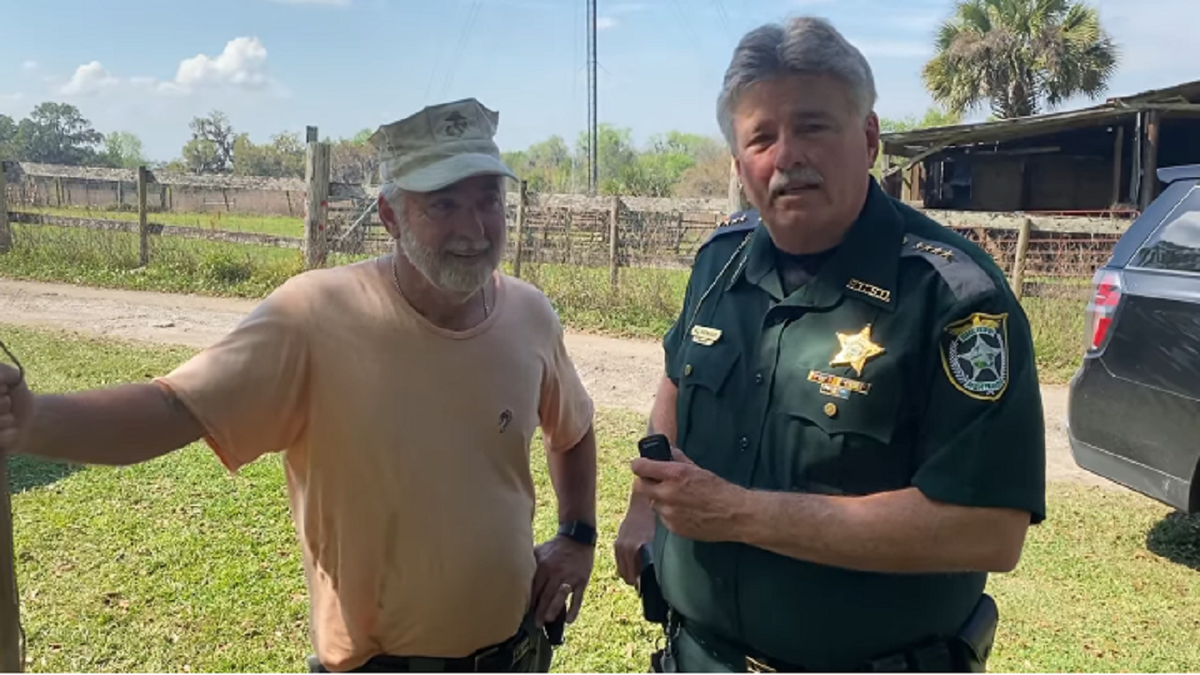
[676, 341, 742, 472]
[779, 372, 910, 496]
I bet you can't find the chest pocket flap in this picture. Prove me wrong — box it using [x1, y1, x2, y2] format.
[775, 364, 911, 496]
[680, 342, 740, 394]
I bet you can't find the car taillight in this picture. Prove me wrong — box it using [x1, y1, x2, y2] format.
[1085, 269, 1123, 352]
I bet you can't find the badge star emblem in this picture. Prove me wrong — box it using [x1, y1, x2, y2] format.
[830, 324, 885, 377]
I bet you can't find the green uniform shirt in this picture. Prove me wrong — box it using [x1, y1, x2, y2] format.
[655, 180, 1046, 671]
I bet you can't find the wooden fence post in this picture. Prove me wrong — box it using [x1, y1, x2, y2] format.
[609, 196, 620, 292]
[513, 180, 527, 279]
[727, 157, 748, 214]
[137, 166, 149, 266]
[304, 136, 331, 269]
[0, 160, 10, 254]
[0, 449, 21, 673]
[1011, 218, 1032, 302]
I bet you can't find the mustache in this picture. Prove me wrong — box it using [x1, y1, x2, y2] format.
[442, 238, 491, 256]
[769, 166, 825, 197]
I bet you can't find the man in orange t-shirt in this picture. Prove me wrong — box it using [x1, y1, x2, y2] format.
[0, 98, 598, 673]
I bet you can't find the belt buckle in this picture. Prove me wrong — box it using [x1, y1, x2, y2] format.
[745, 656, 777, 673]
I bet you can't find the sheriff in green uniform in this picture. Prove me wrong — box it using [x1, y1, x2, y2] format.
[614, 16, 1045, 673]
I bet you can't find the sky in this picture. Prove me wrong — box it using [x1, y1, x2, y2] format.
[1, 0, 1197, 163]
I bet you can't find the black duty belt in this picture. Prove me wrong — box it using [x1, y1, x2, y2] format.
[667, 604, 990, 674]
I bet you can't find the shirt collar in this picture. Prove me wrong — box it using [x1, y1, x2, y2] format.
[739, 179, 902, 312]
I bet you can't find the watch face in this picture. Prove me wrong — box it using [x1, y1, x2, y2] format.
[561, 521, 597, 545]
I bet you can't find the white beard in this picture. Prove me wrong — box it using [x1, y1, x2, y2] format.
[398, 223, 503, 294]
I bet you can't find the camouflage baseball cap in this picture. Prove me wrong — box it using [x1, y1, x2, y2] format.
[369, 98, 517, 192]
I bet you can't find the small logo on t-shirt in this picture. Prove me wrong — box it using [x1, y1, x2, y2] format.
[498, 409, 513, 433]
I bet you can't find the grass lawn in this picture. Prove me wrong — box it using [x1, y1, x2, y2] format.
[17, 207, 304, 239]
[4, 326, 1200, 672]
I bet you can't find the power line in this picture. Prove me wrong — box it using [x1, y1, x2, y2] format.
[711, 0, 733, 40]
[440, 0, 484, 99]
[666, 0, 711, 65]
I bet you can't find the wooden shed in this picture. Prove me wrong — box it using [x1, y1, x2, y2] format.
[880, 80, 1200, 215]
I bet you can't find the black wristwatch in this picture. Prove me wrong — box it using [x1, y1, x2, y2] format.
[557, 520, 597, 547]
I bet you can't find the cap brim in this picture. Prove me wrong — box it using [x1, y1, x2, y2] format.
[394, 153, 518, 192]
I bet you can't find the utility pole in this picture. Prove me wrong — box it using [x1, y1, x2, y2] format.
[587, 0, 598, 195]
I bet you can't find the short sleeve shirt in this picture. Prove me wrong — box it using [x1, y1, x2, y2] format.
[655, 181, 1045, 670]
[157, 259, 594, 671]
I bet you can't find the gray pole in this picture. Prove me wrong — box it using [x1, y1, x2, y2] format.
[587, 0, 598, 195]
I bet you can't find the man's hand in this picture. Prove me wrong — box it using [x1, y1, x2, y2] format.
[0, 363, 33, 455]
[632, 448, 749, 543]
[531, 534, 594, 627]
[614, 493, 655, 587]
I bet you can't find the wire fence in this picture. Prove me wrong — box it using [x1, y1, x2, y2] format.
[955, 226, 1119, 301]
[1, 160, 1123, 304]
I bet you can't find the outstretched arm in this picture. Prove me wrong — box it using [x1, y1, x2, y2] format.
[4, 368, 202, 466]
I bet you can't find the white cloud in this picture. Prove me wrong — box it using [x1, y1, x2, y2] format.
[597, 16, 619, 30]
[0, 93, 24, 103]
[172, 37, 270, 91]
[20, 61, 38, 72]
[60, 61, 120, 95]
[56, 37, 279, 101]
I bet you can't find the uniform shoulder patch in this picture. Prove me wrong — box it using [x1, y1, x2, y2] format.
[940, 312, 1009, 401]
[900, 234, 996, 302]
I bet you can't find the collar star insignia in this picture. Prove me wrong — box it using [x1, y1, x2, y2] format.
[830, 324, 885, 377]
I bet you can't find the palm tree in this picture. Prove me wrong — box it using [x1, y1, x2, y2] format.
[922, 0, 1119, 119]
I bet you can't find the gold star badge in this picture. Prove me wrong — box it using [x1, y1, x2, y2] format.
[830, 324, 885, 377]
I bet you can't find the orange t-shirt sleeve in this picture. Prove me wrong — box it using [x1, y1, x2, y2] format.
[539, 324, 594, 453]
[155, 284, 311, 472]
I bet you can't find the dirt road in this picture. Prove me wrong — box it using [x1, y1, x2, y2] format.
[0, 278, 1109, 487]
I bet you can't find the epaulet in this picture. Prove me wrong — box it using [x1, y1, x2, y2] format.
[700, 210, 759, 252]
[900, 234, 996, 302]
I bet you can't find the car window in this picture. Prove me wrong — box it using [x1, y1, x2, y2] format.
[1130, 186, 1200, 273]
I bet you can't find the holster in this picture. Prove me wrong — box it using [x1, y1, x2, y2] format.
[951, 593, 998, 672]
[638, 544, 670, 626]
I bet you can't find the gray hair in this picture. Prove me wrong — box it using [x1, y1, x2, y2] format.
[717, 16, 877, 151]
[379, 182, 406, 227]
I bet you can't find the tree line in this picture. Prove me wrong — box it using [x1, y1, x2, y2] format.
[0, 103, 146, 170]
[1, 0, 1117, 197]
[0, 105, 378, 185]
